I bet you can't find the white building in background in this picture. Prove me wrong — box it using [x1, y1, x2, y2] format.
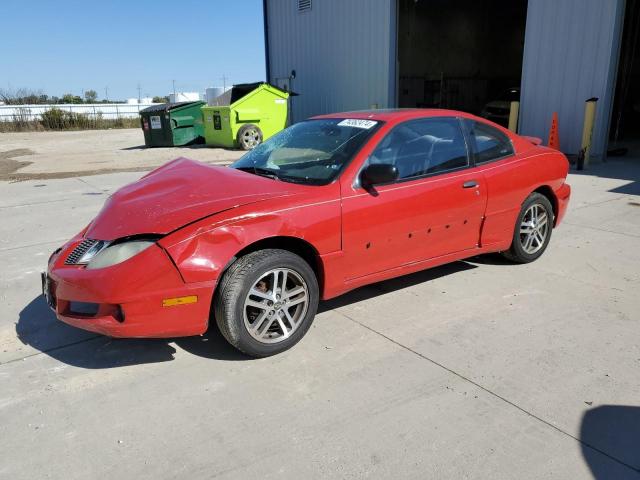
[205, 87, 228, 105]
[126, 98, 154, 105]
[169, 92, 204, 103]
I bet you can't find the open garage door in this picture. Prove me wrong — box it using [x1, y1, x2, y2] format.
[609, 0, 640, 156]
[397, 0, 528, 127]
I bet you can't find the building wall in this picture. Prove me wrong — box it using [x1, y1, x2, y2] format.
[265, 0, 395, 122]
[519, 0, 625, 158]
[266, 0, 625, 159]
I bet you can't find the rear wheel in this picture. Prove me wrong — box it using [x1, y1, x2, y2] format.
[503, 192, 554, 263]
[236, 124, 263, 150]
[214, 249, 319, 357]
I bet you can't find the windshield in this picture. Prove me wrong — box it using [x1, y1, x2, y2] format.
[231, 118, 382, 185]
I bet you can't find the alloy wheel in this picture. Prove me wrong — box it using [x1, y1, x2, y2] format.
[243, 268, 309, 344]
[519, 203, 549, 254]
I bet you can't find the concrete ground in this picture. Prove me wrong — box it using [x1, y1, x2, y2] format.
[0, 136, 639, 478]
[0, 129, 242, 180]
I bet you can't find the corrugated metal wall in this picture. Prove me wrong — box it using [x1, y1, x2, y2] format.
[265, 0, 395, 122]
[519, 0, 625, 158]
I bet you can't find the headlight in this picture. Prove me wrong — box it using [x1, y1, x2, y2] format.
[86, 240, 155, 270]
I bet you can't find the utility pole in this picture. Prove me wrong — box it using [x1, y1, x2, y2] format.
[172, 79, 176, 99]
[137, 83, 142, 103]
[104, 86, 109, 102]
[221, 74, 227, 90]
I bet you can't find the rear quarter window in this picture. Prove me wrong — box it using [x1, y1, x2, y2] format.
[464, 120, 514, 164]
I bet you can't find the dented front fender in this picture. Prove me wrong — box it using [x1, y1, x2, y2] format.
[158, 182, 342, 284]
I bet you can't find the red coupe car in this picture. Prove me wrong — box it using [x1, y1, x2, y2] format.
[43, 109, 571, 357]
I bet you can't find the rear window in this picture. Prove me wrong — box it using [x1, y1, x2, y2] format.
[463, 120, 514, 164]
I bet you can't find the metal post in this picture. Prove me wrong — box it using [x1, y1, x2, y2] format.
[579, 97, 598, 169]
[508, 101, 520, 132]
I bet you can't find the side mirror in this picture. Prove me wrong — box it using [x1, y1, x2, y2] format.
[361, 163, 398, 186]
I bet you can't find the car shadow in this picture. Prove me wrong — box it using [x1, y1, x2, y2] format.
[15, 296, 247, 369]
[580, 405, 640, 478]
[15, 260, 478, 369]
[464, 253, 515, 266]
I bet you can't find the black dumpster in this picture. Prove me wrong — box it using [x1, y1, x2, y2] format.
[139, 101, 205, 147]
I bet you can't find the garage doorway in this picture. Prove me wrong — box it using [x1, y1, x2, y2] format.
[397, 0, 528, 127]
[609, 0, 640, 156]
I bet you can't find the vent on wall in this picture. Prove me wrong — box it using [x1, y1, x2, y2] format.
[298, 0, 311, 12]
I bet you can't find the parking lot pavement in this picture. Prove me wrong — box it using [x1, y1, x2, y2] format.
[1, 159, 639, 479]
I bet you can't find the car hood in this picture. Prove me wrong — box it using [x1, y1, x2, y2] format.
[85, 158, 295, 240]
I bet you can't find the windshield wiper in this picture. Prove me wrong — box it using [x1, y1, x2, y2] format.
[236, 166, 322, 185]
[235, 166, 280, 181]
[277, 174, 318, 185]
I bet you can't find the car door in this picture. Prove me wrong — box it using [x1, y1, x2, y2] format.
[461, 118, 521, 248]
[340, 116, 488, 280]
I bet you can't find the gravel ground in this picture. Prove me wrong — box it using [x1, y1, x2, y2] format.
[0, 129, 244, 181]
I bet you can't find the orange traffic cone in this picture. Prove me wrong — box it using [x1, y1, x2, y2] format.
[548, 112, 560, 150]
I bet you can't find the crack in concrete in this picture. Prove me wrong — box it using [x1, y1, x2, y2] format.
[0, 335, 102, 366]
[570, 195, 628, 211]
[563, 221, 640, 239]
[0, 239, 67, 253]
[0, 198, 73, 209]
[76, 177, 108, 193]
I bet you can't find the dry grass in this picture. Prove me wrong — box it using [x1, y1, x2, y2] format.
[0, 108, 140, 133]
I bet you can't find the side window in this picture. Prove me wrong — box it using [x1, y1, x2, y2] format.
[464, 120, 514, 164]
[369, 117, 469, 180]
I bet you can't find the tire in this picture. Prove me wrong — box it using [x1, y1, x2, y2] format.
[214, 249, 319, 357]
[236, 124, 263, 150]
[503, 192, 554, 263]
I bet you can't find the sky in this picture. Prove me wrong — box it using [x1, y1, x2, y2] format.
[0, 0, 266, 100]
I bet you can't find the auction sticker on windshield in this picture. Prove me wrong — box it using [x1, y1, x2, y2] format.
[337, 119, 377, 129]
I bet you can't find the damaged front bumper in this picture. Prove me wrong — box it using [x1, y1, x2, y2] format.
[43, 241, 215, 338]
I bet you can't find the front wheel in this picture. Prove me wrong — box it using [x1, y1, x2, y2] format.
[503, 192, 554, 263]
[214, 249, 319, 357]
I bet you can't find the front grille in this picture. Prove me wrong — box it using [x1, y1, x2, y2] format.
[65, 239, 99, 265]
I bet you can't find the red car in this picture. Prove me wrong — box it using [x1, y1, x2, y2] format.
[43, 109, 571, 357]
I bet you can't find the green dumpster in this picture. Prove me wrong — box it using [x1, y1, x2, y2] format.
[202, 83, 290, 150]
[140, 101, 206, 147]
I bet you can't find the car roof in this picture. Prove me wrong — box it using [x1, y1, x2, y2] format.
[311, 108, 480, 123]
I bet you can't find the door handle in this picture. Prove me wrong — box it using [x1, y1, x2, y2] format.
[463, 180, 479, 189]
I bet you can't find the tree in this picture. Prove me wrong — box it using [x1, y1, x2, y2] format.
[152, 95, 169, 103]
[0, 87, 47, 105]
[61, 93, 83, 104]
[84, 90, 98, 103]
